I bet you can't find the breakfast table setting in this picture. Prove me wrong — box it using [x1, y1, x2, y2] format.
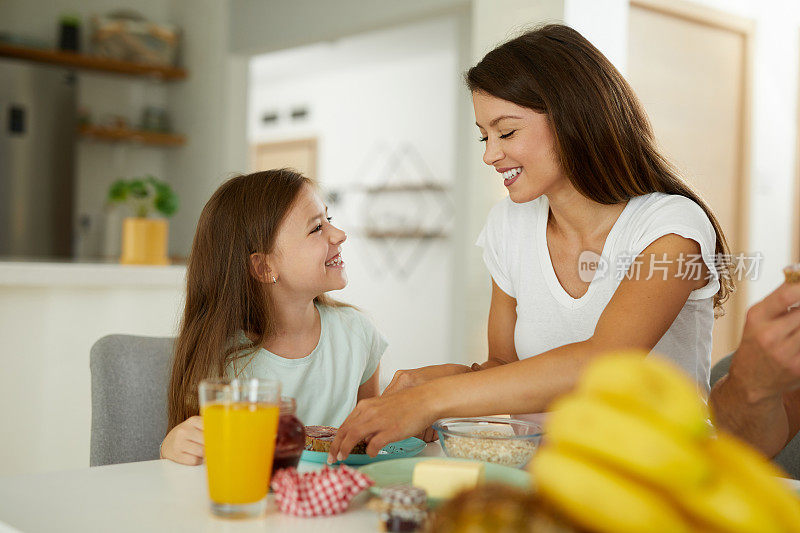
[4, 356, 800, 533]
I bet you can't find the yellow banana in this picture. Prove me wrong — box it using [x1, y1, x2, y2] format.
[579, 352, 711, 440]
[675, 469, 784, 533]
[547, 394, 712, 491]
[704, 432, 800, 531]
[531, 446, 691, 533]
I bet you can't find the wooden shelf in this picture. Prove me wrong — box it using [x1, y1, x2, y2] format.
[0, 43, 187, 80]
[78, 125, 186, 147]
[364, 229, 448, 239]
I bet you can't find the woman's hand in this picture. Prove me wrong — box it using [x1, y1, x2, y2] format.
[160, 416, 204, 465]
[328, 387, 438, 462]
[382, 364, 469, 397]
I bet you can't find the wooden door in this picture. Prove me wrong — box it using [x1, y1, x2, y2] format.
[627, 0, 753, 364]
[251, 138, 317, 178]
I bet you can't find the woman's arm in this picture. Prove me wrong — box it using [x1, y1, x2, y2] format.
[431, 234, 708, 417]
[357, 364, 380, 401]
[480, 278, 521, 369]
[382, 280, 519, 395]
[329, 234, 706, 460]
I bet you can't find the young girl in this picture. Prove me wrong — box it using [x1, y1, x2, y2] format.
[161, 169, 385, 465]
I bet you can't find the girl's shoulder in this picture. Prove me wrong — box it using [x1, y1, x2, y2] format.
[318, 304, 376, 333]
[318, 303, 382, 351]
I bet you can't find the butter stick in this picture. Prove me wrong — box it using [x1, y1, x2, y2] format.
[412, 459, 484, 500]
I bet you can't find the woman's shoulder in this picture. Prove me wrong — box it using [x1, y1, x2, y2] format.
[628, 192, 711, 228]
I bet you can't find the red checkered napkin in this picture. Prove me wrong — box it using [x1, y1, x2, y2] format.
[270, 465, 374, 517]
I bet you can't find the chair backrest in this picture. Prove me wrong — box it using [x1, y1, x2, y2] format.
[711, 354, 800, 479]
[90, 334, 174, 466]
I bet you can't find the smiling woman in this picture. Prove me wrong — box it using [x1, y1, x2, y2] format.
[328, 23, 736, 462]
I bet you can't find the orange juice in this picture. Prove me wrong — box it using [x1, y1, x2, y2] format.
[202, 402, 279, 504]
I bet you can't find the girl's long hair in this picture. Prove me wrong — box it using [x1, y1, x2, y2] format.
[167, 169, 346, 431]
[466, 24, 734, 312]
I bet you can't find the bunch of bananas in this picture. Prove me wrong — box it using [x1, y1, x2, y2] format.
[530, 352, 800, 533]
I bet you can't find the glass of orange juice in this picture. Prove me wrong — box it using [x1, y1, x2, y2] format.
[199, 378, 281, 518]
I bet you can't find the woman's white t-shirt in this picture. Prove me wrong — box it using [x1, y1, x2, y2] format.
[476, 192, 719, 391]
[226, 303, 387, 426]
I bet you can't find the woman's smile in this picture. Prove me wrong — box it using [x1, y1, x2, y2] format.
[498, 166, 523, 187]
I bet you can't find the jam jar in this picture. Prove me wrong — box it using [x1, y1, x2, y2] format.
[271, 397, 305, 476]
[379, 485, 428, 532]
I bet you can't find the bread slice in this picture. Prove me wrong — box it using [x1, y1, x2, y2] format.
[304, 425, 368, 454]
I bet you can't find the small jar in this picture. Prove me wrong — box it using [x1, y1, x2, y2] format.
[271, 397, 305, 476]
[379, 485, 428, 532]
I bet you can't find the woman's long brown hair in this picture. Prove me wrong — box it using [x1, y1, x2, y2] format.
[167, 169, 347, 431]
[466, 24, 734, 312]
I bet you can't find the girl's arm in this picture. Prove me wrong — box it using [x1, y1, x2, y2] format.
[329, 233, 707, 460]
[357, 364, 380, 401]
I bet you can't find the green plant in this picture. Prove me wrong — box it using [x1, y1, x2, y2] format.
[108, 175, 179, 218]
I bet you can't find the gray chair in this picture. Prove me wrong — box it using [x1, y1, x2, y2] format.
[90, 334, 174, 466]
[711, 354, 800, 478]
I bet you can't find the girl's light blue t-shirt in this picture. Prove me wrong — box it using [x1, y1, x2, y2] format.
[226, 303, 387, 427]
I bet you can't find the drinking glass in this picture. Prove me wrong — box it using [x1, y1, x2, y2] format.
[199, 378, 281, 518]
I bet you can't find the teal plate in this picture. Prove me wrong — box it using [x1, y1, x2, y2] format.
[301, 437, 426, 466]
[358, 456, 532, 505]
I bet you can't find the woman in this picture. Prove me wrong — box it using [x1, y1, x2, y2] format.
[328, 24, 734, 461]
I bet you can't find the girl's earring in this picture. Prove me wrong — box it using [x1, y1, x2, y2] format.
[271, 275, 277, 284]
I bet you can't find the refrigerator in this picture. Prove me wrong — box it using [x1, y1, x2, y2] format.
[0, 59, 75, 259]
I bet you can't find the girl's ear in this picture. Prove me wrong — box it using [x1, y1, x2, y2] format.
[249, 253, 272, 283]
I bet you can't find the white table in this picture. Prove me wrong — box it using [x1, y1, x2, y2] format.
[0, 443, 444, 533]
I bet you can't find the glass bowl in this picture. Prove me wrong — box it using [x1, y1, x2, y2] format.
[433, 417, 543, 468]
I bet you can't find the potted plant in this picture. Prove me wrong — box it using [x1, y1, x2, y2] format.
[108, 175, 179, 265]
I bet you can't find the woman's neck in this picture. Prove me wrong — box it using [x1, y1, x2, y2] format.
[545, 182, 626, 242]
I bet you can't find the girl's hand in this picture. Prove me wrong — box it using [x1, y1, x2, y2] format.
[328, 387, 437, 462]
[382, 364, 468, 397]
[161, 416, 204, 465]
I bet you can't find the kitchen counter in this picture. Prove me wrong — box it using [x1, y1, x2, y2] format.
[0, 259, 186, 476]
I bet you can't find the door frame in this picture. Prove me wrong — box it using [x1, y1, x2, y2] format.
[250, 137, 318, 179]
[630, 0, 755, 350]
[794, 29, 800, 263]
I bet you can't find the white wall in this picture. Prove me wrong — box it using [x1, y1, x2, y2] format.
[248, 17, 460, 387]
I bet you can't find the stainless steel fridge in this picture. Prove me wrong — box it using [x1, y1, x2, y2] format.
[0, 59, 75, 258]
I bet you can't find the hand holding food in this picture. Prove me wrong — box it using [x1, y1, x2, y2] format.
[328, 388, 435, 463]
[723, 274, 800, 401]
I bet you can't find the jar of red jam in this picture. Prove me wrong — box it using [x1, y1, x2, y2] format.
[271, 397, 305, 476]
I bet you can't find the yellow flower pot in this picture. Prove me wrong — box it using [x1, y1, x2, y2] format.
[120, 217, 170, 265]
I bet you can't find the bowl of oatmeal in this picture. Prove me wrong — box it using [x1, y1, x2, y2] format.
[433, 417, 543, 468]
